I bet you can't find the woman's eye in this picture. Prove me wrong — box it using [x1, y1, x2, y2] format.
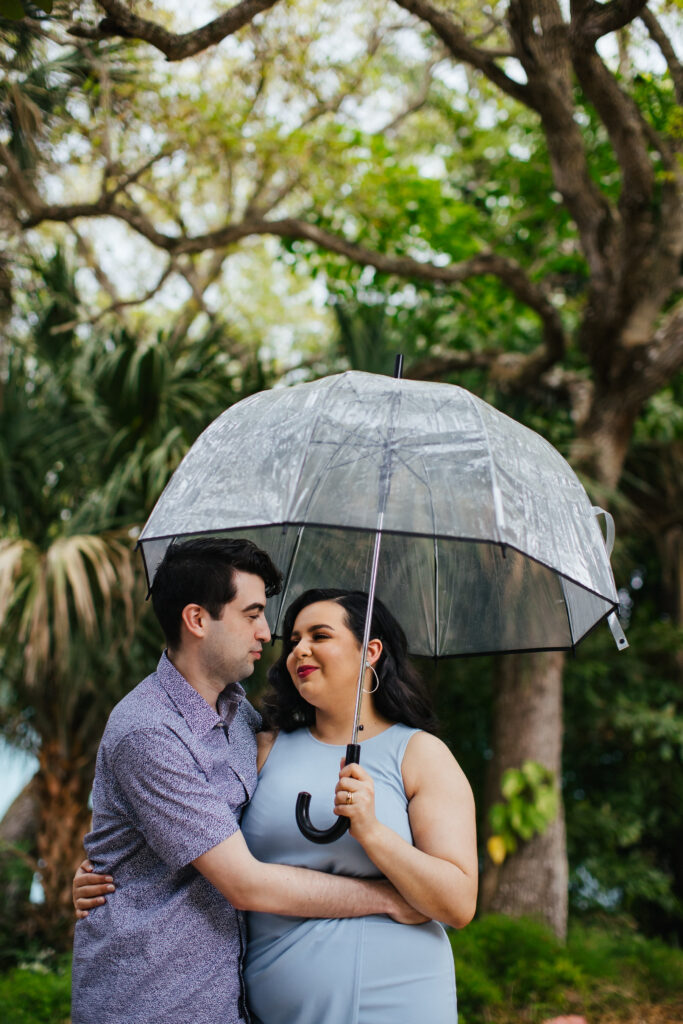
[313, 633, 330, 641]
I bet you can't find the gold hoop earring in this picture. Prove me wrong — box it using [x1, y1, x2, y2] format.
[363, 663, 380, 694]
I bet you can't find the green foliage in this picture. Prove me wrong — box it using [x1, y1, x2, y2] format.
[567, 917, 683, 1003]
[1, 920, 681, 1024]
[0, 0, 27, 21]
[0, 845, 35, 969]
[564, 608, 683, 940]
[488, 761, 559, 859]
[0, 247, 274, 945]
[452, 915, 683, 1023]
[453, 915, 583, 1021]
[0, 956, 70, 1024]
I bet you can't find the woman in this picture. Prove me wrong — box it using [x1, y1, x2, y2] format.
[75, 589, 477, 1022]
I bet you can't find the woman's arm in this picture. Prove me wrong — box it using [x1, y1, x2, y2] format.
[256, 729, 277, 772]
[334, 731, 478, 929]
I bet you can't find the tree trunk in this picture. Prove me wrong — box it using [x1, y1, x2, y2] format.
[658, 519, 683, 680]
[0, 776, 40, 938]
[478, 396, 640, 938]
[32, 741, 93, 949]
[480, 650, 568, 940]
[573, 395, 639, 491]
[0, 775, 39, 847]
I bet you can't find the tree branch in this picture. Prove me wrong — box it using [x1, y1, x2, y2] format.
[69, 0, 282, 61]
[392, 0, 532, 107]
[106, 150, 171, 200]
[408, 348, 500, 380]
[21, 195, 566, 373]
[379, 54, 442, 135]
[0, 141, 43, 217]
[570, 46, 654, 209]
[503, 4, 615, 281]
[640, 7, 683, 106]
[69, 226, 121, 304]
[50, 260, 175, 334]
[571, 0, 648, 45]
[408, 342, 580, 397]
[624, 298, 683, 408]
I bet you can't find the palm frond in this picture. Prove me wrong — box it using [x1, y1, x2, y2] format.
[0, 532, 138, 689]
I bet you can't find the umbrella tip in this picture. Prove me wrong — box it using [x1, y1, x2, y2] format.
[608, 611, 629, 651]
[394, 353, 404, 379]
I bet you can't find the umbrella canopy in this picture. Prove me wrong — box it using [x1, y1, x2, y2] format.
[139, 370, 625, 657]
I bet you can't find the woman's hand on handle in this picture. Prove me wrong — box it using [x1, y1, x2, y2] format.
[335, 733, 478, 930]
[333, 761, 380, 843]
[72, 859, 115, 919]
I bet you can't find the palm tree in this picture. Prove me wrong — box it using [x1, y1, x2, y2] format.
[0, 532, 142, 944]
[0, 249, 271, 946]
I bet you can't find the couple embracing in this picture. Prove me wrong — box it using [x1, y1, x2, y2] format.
[72, 537, 477, 1024]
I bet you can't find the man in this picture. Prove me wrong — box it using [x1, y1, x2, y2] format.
[71, 538, 419, 1024]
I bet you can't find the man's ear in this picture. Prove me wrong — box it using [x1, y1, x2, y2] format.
[180, 603, 206, 640]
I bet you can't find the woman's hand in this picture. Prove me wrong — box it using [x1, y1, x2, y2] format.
[333, 762, 381, 842]
[73, 859, 115, 919]
[349, 732, 477, 930]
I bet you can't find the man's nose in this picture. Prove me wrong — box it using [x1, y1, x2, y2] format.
[256, 615, 271, 642]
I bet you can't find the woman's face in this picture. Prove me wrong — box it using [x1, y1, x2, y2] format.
[286, 600, 364, 713]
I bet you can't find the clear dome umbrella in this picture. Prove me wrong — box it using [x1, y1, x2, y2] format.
[138, 368, 627, 842]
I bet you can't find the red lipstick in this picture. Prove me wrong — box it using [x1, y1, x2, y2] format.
[297, 666, 317, 678]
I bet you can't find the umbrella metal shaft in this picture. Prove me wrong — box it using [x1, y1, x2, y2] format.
[351, 515, 384, 743]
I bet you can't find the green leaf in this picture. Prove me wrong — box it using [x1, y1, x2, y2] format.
[489, 803, 508, 833]
[0, 0, 26, 20]
[501, 768, 525, 800]
[521, 760, 547, 787]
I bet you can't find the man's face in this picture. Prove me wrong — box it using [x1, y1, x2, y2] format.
[200, 570, 270, 685]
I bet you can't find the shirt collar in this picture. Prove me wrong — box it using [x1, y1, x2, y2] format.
[156, 652, 247, 736]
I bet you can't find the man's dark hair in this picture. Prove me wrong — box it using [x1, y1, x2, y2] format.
[150, 537, 282, 649]
[261, 588, 438, 735]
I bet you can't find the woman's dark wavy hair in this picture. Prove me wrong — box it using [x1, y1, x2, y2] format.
[261, 588, 439, 735]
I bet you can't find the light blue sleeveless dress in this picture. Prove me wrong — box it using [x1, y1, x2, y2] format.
[240, 724, 457, 1024]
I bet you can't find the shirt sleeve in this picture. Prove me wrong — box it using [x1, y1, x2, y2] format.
[110, 727, 240, 870]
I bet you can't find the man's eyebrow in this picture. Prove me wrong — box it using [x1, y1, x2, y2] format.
[242, 602, 266, 612]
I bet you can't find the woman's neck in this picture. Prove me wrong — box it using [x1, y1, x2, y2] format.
[311, 701, 393, 745]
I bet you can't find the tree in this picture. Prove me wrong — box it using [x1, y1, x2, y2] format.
[0, 252, 140, 942]
[0, 246, 273, 946]
[1, 0, 682, 938]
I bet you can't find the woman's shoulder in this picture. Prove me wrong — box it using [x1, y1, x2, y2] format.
[402, 731, 471, 797]
[403, 729, 453, 764]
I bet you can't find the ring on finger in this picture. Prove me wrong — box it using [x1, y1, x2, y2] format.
[346, 791, 353, 805]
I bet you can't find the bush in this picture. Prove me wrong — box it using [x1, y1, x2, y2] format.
[452, 915, 586, 1022]
[0, 955, 71, 1024]
[0, 919, 681, 1024]
[451, 915, 683, 1024]
[0, 845, 36, 969]
[567, 921, 683, 1012]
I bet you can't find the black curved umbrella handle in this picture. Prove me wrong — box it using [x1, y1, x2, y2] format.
[296, 743, 360, 844]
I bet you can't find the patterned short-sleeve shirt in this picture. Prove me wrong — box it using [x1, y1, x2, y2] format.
[71, 652, 260, 1024]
